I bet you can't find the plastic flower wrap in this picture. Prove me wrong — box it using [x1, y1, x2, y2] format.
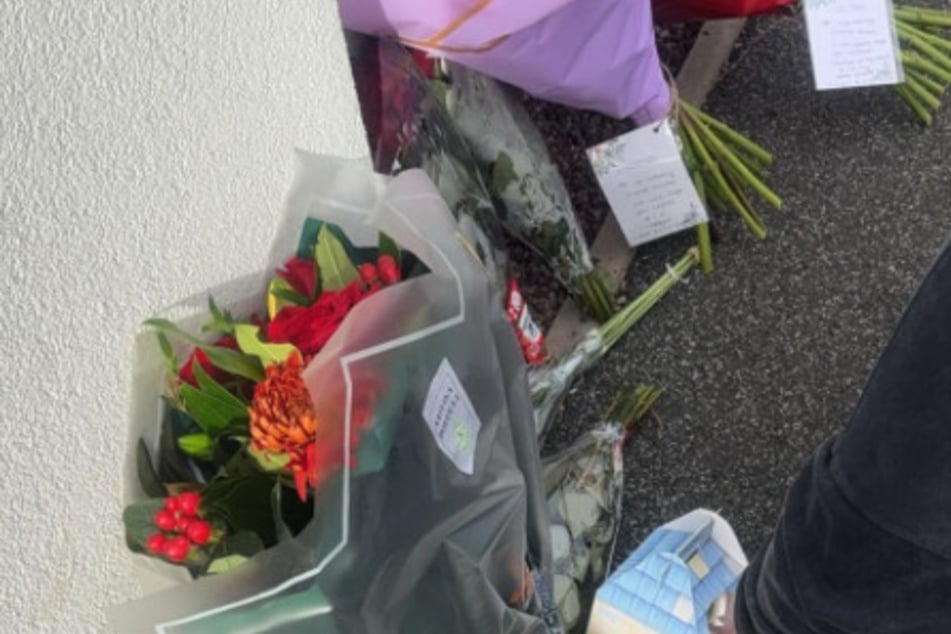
[112, 154, 561, 633]
[444, 63, 617, 321]
[543, 386, 663, 630]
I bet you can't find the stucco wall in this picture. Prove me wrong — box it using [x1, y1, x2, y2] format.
[0, 2, 365, 631]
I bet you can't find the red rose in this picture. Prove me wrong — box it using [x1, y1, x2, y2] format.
[266, 281, 364, 357]
[276, 257, 318, 299]
[178, 335, 238, 387]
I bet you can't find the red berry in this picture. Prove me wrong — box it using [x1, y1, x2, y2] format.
[358, 263, 379, 284]
[164, 496, 181, 513]
[146, 533, 166, 554]
[377, 255, 399, 284]
[154, 509, 176, 531]
[186, 520, 213, 545]
[178, 491, 201, 516]
[176, 515, 193, 532]
[163, 535, 191, 562]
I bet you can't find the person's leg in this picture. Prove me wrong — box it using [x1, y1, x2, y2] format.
[735, 242, 951, 634]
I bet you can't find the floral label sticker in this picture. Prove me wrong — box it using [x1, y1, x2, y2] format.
[423, 358, 481, 475]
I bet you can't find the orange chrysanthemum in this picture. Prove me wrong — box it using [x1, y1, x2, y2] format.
[248, 354, 318, 501]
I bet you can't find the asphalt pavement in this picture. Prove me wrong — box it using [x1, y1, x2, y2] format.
[544, 10, 951, 563]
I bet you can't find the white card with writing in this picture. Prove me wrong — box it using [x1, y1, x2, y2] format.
[587, 119, 707, 248]
[423, 358, 481, 475]
[804, 0, 903, 90]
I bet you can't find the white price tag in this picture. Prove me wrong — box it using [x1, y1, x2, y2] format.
[587, 119, 707, 248]
[422, 359, 481, 475]
[804, 0, 903, 90]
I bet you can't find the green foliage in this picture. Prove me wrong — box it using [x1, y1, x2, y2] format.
[315, 225, 359, 291]
[177, 433, 214, 461]
[136, 439, 165, 498]
[378, 232, 401, 266]
[200, 476, 279, 546]
[203, 297, 236, 335]
[123, 498, 166, 551]
[234, 324, 298, 367]
[491, 152, 517, 194]
[179, 362, 249, 437]
[145, 319, 264, 381]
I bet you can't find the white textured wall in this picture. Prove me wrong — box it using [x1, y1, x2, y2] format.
[0, 2, 365, 631]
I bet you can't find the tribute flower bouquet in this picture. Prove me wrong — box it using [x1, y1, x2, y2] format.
[112, 154, 561, 634]
[123, 218, 408, 574]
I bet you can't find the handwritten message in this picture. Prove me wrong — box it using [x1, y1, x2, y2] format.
[805, 0, 903, 90]
[588, 120, 707, 248]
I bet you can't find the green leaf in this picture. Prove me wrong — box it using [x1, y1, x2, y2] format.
[492, 152, 517, 194]
[156, 333, 178, 376]
[248, 444, 290, 473]
[271, 482, 293, 543]
[159, 403, 197, 484]
[206, 554, 249, 575]
[271, 287, 312, 307]
[123, 498, 166, 550]
[144, 319, 264, 382]
[200, 476, 278, 546]
[178, 433, 214, 461]
[203, 297, 235, 335]
[295, 218, 323, 260]
[378, 232, 401, 267]
[315, 225, 359, 291]
[234, 324, 299, 367]
[136, 439, 165, 498]
[179, 362, 249, 437]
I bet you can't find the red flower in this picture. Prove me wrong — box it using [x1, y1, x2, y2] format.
[178, 335, 238, 387]
[266, 281, 364, 357]
[276, 257, 318, 299]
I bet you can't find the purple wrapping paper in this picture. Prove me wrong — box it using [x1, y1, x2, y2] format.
[338, 0, 672, 125]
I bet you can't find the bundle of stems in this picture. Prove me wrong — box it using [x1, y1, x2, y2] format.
[530, 247, 699, 436]
[893, 4, 951, 125]
[675, 100, 782, 273]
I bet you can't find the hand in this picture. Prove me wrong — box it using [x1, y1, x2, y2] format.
[708, 593, 738, 634]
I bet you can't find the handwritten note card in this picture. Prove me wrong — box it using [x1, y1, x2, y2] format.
[804, 0, 903, 90]
[587, 119, 707, 248]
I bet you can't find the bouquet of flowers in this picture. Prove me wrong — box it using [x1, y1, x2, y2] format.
[112, 154, 560, 633]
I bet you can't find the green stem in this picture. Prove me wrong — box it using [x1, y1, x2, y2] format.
[576, 271, 617, 323]
[599, 249, 699, 349]
[895, 84, 934, 125]
[905, 75, 942, 110]
[721, 164, 768, 238]
[905, 66, 946, 96]
[894, 7, 951, 29]
[902, 50, 951, 83]
[897, 23, 951, 72]
[606, 385, 664, 437]
[697, 223, 715, 274]
[896, 18, 951, 53]
[679, 114, 767, 238]
[680, 101, 774, 166]
[682, 108, 783, 210]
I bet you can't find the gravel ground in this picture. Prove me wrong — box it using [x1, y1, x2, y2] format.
[542, 9, 951, 567]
